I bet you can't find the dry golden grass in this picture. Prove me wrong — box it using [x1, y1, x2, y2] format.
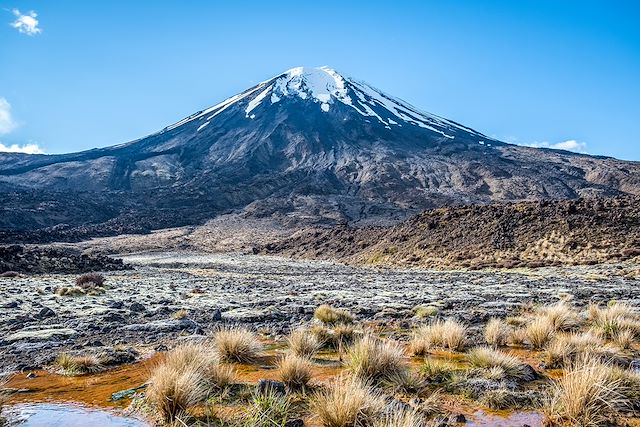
[53, 353, 101, 375]
[525, 316, 555, 349]
[467, 347, 535, 381]
[409, 319, 467, 354]
[287, 327, 323, 357]
[371, 407, 427, 427]
[383, 369, 429, 396]
[314, 304, 354, 325]
[310, 374, 384, 427]
[591, 302, 640, 339]
[420, 359, 459, 384]
[613, 329, 635, 350]
[171, 309, 188, 320]
[544, 359, 630, 427]
[346, 334, 407, 382]
[213, 327, 263, 363]
[147, 363, 209, 424]
[544, 332, 603, 369]
[541, 302, 581, 331]
[277, 353, 313, 391]
[484, 318, 510, 347]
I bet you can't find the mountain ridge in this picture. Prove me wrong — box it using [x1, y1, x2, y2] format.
[1, 66, 639, 241]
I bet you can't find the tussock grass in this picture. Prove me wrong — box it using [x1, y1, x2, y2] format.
[409, 319, 467, 354]
[525, 316, 555, 349]
[372, 407, 427, 427]
[277, 353, 313, 391]
[544, 359, 630, 427]
[591, 302, 640, 339]
[420, 359, 459, 384]
[213, 327, 263, 363]
[613, 329, 635, 350]
[484, 318, 510, 347]
[244, 390, 291, 427]
[467, 347, 535, 382]
[147, 343, 235, 423]
[384, 369, 429, 396]
[545, 332, 630, 369]
[310, 375, 384, 427]
[54, 353, 101, 375]
[171, 309, 188, 320]
[507, 327, 527, 346]
[541, 302, 581, 331]
[147, 363, 208, 424]
[311, 323, 356, 350]
[347, 334, 407, 382]
[314, 304, 354, 325]
[287, 327, 323, 357]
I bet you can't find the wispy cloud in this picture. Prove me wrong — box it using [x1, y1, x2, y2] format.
[0, 97, 44, 154]
[10, 9, 41, 35]
[0, 97, 17, 135]
[0, 142, 44, 154]
[509, 137, 588, 154]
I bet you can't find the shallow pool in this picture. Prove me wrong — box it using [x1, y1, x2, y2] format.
[4, 403, 150, 427]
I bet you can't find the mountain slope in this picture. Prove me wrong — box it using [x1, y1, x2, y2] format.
[1, 67, 639, 241]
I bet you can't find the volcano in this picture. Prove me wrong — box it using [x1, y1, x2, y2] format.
[1, 66, 639, 241]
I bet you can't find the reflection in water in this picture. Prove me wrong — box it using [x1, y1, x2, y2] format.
[5, 403, 149, 427]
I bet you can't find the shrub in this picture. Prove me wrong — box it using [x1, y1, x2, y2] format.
[346, 335, 407, 382]
[53, 353, 101, 375]
[525, 316, 555, 349]
[287, 327, 322, 357]
[75, 272, 105, 288]
[484, 318, 510, 347]
[213, 327, 263, 363]
[467, 347, 535, 382]
[314, 304, 354, 325]
[409, 319, 467, 354]
[277, 353, 313, 391]
[544, 359, 630, 427]
[310, 375, 384, 427]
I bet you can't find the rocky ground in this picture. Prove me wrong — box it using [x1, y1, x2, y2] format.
[1, 251, 638, 372]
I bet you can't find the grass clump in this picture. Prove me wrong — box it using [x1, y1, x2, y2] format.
[310, 375, 384, 427]
[277, 353, 313, 391]
[525, 316, 555, 349]
[287, 327, 323, 357]
[147, 343, 235, 424]
[591, 302, 640, 339]
[384, 369, 429, 396]
[420, 358, 459, 384]
[413, 305, 439, 319]
[543, 359, 630, 427]
[53, 353, 101, 375]
[314, 304, 354, 325]
[467, 347, 536, 382]
[541, 302, 581, 331]
[484, 318, 510, 347]
[372, 407, 427, 427]
[213, 326, 263, 363]
[171, 309, 188, 320]
[409, 319, 467, 354]
[346, 334, 407, 382]
[243, 390, 291, 427]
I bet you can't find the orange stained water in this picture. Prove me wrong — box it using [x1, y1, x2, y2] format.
[5, 354, 162, 408]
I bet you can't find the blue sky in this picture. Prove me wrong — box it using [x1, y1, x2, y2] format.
[1, 1, 639, 160]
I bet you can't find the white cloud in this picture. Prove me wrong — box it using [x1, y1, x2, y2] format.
[0, 97, 17, 135]
[10, 9, 41, 35]
[518, 139, 588, 153]
[0, 142, 44, 154]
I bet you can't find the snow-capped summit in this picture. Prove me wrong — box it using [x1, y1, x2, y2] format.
[170, 66, 484, 141]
